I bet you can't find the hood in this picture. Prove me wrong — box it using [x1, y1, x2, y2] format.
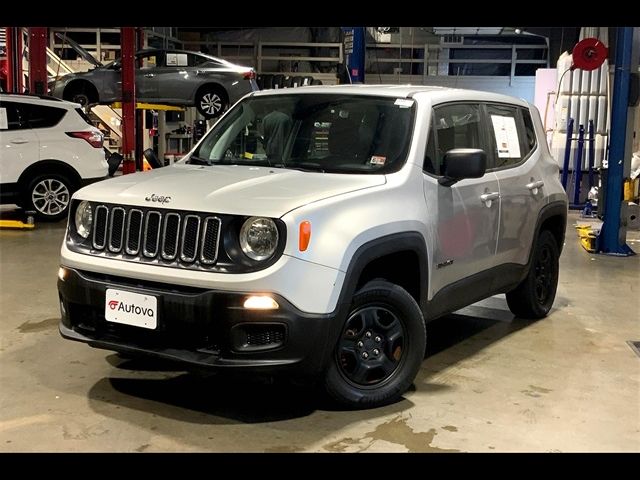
[55, 32, 103, 67]
[75, 164, 386, 218]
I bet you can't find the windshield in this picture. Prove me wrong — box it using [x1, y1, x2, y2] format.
[188, 93, 415, 174]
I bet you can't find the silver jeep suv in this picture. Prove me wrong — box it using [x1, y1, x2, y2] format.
[58, 85, 568, 408]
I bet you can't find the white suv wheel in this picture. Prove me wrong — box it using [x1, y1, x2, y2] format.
[27, 175, 72, 221]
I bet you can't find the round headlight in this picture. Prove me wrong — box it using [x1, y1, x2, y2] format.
[239, 217, 279, 261]
[74, 201, 93, 239]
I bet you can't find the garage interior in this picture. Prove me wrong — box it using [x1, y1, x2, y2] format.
[1, 26, 639, 453]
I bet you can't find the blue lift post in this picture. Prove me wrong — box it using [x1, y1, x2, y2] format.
[597, 27, 635, 256]
[587, 120, 595, 189]
[561, 118, 574, 190]
[341, 27, 365, 84]
[572, 124, 585, 207]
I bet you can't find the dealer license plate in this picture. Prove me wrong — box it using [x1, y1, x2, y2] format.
[105, 288, 158, 330]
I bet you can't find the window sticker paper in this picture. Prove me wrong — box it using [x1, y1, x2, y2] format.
[491, 114, 521, 158]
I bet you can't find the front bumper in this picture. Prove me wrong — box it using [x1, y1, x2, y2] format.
[58, 267, 336, 375]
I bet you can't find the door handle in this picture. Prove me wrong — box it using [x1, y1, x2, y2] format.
[480, 192, 500, 203]
[526, 180, 544, 190]
[144, 73, 155, 78]
[10, 139, 28, 144]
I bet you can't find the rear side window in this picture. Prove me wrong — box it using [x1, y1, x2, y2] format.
[24, 104, 66, 129]
[428, 103, 484, 176]
[0, 102, 28, 130]
[486, 104, 529, 169]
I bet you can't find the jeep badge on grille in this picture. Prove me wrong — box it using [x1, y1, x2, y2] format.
[145, 194, 171, 204]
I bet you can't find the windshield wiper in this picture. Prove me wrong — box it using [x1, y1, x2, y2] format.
[187, 156, 210, 165]
[277, 163, 325, 173]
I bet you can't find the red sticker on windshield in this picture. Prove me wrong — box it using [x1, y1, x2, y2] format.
[370, 156, 386, 165]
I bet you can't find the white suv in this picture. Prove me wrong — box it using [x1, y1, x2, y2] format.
[58, 85, 568, 408]
[0, 94, 108, 220]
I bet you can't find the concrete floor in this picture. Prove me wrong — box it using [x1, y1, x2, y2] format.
[1, 211, 639, 452]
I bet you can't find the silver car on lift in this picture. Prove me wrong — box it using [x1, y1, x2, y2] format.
[49, 35, 258, 119]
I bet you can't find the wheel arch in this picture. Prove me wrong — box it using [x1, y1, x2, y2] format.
[62, 79, 99, 104]
[335, 232, 428, 316]
[18, 160, 82, 193]
[533, 201, 568, 256]
[194, 82, 229, 105]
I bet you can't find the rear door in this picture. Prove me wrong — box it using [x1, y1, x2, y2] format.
[485, 103, 542, 266]
[423, 102, 500, 295]
[0, 101, 40, 185]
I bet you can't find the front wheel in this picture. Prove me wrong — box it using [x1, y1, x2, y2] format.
[506, 230, 560, 319]
[195, 88, 228, 119]
[323, 280, 426, 408]
[24, 173, 74, 221]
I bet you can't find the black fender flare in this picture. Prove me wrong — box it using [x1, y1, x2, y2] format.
[315, 232, 429, 372]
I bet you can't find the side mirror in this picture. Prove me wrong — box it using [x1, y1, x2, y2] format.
[438, 148, 486, 187]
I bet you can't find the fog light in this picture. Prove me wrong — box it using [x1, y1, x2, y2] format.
[58, 267, 67, 281]
[243, 295, 279, 310]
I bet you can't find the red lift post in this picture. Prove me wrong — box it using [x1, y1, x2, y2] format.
[5, 27, 23, 93]
[28, 27, 48, 95]
[120, 27, 137, 174]
[135, 27, 145, 172]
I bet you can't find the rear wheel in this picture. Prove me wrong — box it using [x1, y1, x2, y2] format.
[195, 87, 228, 119]
[24, 173, 74, 221]
[323, 280, 426, 408]
[63, 82, 98, 107]
[506, 230, 560, 319]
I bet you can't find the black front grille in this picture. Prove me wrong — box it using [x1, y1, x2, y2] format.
[247, 327, 285, 346]
[93, 206, 108, 249]
[108, 207, 125, 252]
[126, 210, 143, 255]
[180, 215, 201, 262]
[89, 204, 222, 270]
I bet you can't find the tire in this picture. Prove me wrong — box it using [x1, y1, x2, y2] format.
[506, 230, 560, 319]
[63, 82, 98, 107]
[195, 86, 228, 119]
[323, 280, 426, 408]
[24, 173, 74, 221]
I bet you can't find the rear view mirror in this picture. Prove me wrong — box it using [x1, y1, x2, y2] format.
[438, 148, 486, 187]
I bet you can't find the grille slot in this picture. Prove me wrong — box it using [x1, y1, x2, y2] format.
[143, 211, 162, 258]
[93, 205, 109, 249]
[125, 209, 143, 255]
[200, 217, 221, 264]
[180, 215, 201, 263]
[161, 213, 181, 260]
[86, 204, 224, 270]
[108, 207, 126, 252]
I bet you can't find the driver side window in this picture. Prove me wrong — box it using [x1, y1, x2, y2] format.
[425, 103, 483, 176]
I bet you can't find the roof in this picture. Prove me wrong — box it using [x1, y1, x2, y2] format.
[252, 84, 529, 106]
[0, 92, 77, 107]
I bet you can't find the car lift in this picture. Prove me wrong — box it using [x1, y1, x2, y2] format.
[0, 211, 36, 230]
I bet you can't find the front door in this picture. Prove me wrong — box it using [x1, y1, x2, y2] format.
[423, 102, 500, 296]
[135, 51, 164, 102]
